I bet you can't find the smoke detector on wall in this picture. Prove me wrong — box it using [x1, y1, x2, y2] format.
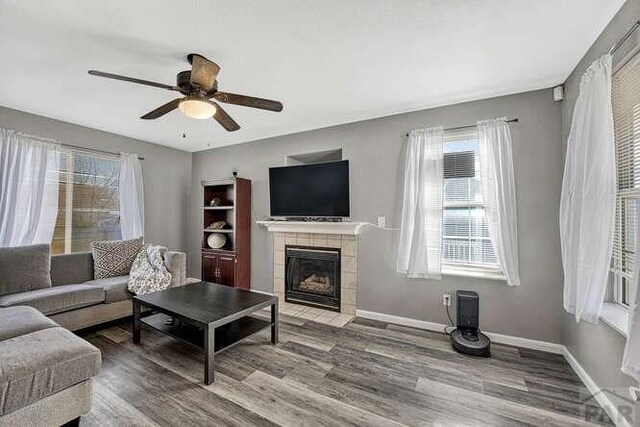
[553, 85, 564, 102]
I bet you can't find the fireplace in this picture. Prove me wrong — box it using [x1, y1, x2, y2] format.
[285, 245, 341, 311]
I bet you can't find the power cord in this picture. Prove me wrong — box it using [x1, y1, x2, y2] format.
[256, 219, 400, 231]
[359, 222, 399, 231]
[444, 303, 456, 335]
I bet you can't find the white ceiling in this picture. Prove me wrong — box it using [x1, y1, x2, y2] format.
[0, 0, 625, 152]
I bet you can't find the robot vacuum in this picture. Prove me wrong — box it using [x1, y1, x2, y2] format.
[449, 290, 491, 357]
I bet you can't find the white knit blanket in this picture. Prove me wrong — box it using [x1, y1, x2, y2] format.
[127, 244, 172, 295]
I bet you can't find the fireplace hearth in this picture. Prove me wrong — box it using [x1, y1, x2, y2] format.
[285, 245, 341, 311]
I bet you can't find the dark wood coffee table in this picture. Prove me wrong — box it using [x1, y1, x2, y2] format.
[132, 281, 278, 384]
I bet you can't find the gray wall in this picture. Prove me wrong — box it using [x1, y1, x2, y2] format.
[0, 1, 635, 402]
[3, 2, 633, 396]
[561, 0, 640, 395]
[191, 88, 565, 343]
[0, 106, 192, 252]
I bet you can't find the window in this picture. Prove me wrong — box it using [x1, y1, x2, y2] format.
[442, 130, 499, 272]
[611, 50, 640, 307]
[51, 150, 121, 254]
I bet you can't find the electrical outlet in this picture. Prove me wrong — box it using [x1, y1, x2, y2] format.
[442, 293, 451, 306]
[377, 216, 386, 228]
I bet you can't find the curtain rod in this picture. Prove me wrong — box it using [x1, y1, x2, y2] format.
[2, 127, 145, 161]
[403, 118, 519, 138]
[58, 142, 145, 161]
[610, 20, 640, 54]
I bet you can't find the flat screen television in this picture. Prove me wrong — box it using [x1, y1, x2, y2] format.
[269, 160, 350, 218]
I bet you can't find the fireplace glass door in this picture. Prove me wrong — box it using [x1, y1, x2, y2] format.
[285, 246, 340, 311]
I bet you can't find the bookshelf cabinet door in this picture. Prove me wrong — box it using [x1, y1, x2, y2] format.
[218, 254, 236, 287]
[202, 253, 218, 283]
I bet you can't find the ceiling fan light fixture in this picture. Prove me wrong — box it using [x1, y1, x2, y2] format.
[179, 97, 217, 120]
[89, 53, 281, 130]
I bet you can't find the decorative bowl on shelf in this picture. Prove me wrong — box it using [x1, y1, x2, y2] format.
[207, 233, 227, 249]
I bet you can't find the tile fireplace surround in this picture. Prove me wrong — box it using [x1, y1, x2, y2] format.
[272, 232, 357, 316]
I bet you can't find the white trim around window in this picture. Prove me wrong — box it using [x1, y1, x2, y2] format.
[442, 128, 503, 275]
[441, 263, 506, 281]
[600, 302, 629, 337]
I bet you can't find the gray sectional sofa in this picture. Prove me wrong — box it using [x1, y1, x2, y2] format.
[0, 244, 187, 425]
[0, 245, 187, 331]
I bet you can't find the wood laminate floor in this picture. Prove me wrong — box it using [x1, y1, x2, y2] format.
[78, 313, 612, 426]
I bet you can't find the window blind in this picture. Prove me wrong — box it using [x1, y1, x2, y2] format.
[612, 51, 640, 282]
[442, 138, 498, 268]
[52, 150, 121, 254]
[444, 151, 475, 179]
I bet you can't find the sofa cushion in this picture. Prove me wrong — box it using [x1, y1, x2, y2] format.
[164, 251, 187, 287]
[51, 252, 94, 287]
[0, 244, 51, 296]
[91, 237, 143, 279]
[84, 275, 132, 303]
[0, 306, 58, 341]
[0, 284, 105, 315]
[0, 326, 101, 416]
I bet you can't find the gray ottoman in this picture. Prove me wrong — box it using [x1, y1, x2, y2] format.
[0, 306, 100, 426]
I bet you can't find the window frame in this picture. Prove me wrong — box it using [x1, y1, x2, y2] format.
[442, 129, 504, 279]
[613, 273, 631, 307]
[610, 45, 640, 309]
[53, 147, 121, 254]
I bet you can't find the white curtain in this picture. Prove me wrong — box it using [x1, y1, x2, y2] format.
[396, 126, 444, 279]
[0, 129, 60, 247]
[478, 118, 521, 286]
[623, 200, 640, 382]
[560, 54, 616, 324]
[119, 152, 144, 240]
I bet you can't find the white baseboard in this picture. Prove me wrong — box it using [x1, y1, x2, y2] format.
[563, 347, 631, 427]
[355, 309, 563, 354]
[356, 309, 448, 334]
[482, 330, 563, 354]
[355, 308, 631, 426]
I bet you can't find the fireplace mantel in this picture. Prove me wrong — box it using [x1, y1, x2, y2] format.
[257, 220, 366, 235]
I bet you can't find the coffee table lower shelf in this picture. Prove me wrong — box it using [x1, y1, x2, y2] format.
[140, 313, 272, 353]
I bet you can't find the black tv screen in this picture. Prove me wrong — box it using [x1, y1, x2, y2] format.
[269, 161, 350, 217]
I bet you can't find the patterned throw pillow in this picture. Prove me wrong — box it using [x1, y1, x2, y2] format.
[91, 237, 143, 279]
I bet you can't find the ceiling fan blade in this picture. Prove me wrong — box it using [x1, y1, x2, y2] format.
[88, 70, 179, 91]
[189, 54, 220, 92]
[140, 98, 182, 120]
[213, 92, 283, 112]
[212, 102, 240, 131]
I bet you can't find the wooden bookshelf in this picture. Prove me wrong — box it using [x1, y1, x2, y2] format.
[201, 177, 251, 289]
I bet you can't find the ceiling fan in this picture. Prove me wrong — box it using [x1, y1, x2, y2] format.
[88, 54, 283, 132]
